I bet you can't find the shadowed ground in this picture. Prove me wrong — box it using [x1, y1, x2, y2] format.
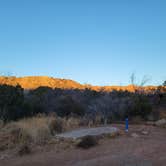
[0, 125, 166, 166]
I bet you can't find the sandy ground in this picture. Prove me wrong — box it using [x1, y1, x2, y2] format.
[0, 124, 166, 166]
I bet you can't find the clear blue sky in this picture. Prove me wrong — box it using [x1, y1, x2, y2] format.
[0, 0, 165, 85]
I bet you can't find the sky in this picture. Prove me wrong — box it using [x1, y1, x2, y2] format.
[0, 0, 165, 86]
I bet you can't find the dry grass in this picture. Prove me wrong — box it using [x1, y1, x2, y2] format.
[64, 117, 81, 131]
[0, 116, 53, 150]
[0, 115, 87, 151]
[49, 118, 65, 134]
[159, 110, 166, 119]
[0, 114, 106, 152]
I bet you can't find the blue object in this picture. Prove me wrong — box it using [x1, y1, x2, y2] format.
[125, 118, 129, 132]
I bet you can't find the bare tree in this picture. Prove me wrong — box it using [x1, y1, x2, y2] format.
[130, 73, 150, 93]
[140, 75, 151, 87]
[130, 73, 137, 92]
[130, 73, 136, 86]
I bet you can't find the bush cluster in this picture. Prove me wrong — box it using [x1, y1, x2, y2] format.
[0, 84, 164, 122]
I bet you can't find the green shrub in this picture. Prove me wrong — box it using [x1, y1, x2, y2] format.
[57, 96, 85, 117]
[0, 84, 24, 121]
[129, 95, 152, 120]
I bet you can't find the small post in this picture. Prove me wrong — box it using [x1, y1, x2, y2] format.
[125, 117, 129, 132]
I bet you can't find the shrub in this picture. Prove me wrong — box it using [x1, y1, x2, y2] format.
[4, 116, 52, 145]
[49, 118, 64, 135]
[56, 95, 85, 117]
[129, 95, 152, 120]
[64, 117, 81, 131]
[0, 123, 31, 150]
[87, 94, 131, 123]
[0, 84, 24, 121]
[30, 86, 52, 97]
[77, 135, 98, 149]
[10, 127, 31, 144]
[0, 115, 99, 151]
[18, 144, 31, 156]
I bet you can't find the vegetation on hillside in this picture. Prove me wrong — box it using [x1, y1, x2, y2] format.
[0, 80, 165, 122]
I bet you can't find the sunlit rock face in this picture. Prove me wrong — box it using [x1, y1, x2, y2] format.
[0, 76, 158, 92]
[0, 76, 84, 90]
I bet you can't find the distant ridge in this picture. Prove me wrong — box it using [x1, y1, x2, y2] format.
[0, 76, 84, 90]
[0, 76, 158, 92]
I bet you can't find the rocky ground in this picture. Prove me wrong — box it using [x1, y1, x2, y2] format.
[0, 124, 166, 166]
[56, 126, 119, 139]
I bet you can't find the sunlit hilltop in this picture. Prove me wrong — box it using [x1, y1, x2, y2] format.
[0, 76, 158, 92]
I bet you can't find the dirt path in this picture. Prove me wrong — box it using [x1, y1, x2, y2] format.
[0, 125, 166, 166]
